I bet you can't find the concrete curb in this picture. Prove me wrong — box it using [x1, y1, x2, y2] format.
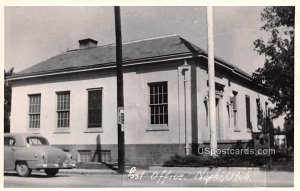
[129, 166, 266, 176]
[59, 169, 119, 175]
[150, 166, 263, 171]
[57, 165, 293, 176]
[58, 167, 261, 176]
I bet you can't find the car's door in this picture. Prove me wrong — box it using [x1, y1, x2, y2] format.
[4, 137, 16, 170]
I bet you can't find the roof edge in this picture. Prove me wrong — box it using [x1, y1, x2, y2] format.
[7, 52, 253, 83]
[7, 52, 196, 81]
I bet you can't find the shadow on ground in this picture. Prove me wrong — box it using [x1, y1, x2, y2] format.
[4, 172, 71, 178]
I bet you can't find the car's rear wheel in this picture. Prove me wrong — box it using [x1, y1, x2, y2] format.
[44, 168, 59, 177]
[16, 162, 32, 177]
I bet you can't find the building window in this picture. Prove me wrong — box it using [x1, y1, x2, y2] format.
[256, 98, 263, 130]
[56, 91, 70, 128]
[78, 150, 91, 162]
[88, 89, 102, 128]
[149, 82, 168, 125]
[29, 94, 41, 129]
[265, 102, 269, 118]
[245, 95, 251, 130]
[100, 150, 111, 163]
[232, 91, 239, 131]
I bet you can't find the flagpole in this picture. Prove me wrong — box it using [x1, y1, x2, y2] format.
[207, 6, 217, 154]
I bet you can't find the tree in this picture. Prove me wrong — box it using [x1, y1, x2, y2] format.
[4, 68, 14, 133]
[284, 119, 294, 149]
[253, 6, 294, 121]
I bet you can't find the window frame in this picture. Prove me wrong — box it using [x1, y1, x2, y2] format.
[99, 150, 112, 163]
[26, 136, 49, 146]
[245, 95, 252, 131]
[85, 88, 103, 133]
[78, 150, 92, 162]
[4, 137, 16, 146]
[54, 91, 71, 133]
[265, 102, 269, 118]
[147, 81, 169, 131]
[232, 91, 240, 132]
[28, 94, 41, 132]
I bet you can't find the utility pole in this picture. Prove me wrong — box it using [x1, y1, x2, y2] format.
[207, 6, 217, 154]
[114, 6, 125, 173]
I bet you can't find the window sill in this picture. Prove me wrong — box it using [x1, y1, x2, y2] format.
[146, 125, 169, 131]
[53, 128, 70, 134]
[28, 128, 40, 134]
[234, 129, 241, 132]
[84, 128, 103, 133]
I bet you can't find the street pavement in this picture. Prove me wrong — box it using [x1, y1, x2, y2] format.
[4, 166, 294, 187]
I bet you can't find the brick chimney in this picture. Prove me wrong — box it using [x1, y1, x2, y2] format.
[78, 38, 98, 49]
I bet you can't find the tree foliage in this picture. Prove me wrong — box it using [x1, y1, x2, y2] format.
[284, 119, 294, 148]
[4, 68, 14, 133]
[253, 6, 294, 121]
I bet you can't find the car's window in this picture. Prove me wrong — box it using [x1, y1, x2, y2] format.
[4, 137, 16, 146]
[26, 137, 49, 146]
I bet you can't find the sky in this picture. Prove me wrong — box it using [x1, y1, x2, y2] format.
[4, 6, 267, 74]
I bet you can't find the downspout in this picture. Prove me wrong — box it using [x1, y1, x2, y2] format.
[182, 59, 189, 155]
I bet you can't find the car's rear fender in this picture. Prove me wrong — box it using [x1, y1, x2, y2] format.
[14, 147, 46, 162]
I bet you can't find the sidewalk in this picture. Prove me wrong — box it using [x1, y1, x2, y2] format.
[59, 164, 294, 176]
[59, 168, 118, 175]
[58, 165, 293, 186]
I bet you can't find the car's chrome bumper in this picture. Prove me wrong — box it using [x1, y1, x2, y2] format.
[35, 161, 76, 169]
